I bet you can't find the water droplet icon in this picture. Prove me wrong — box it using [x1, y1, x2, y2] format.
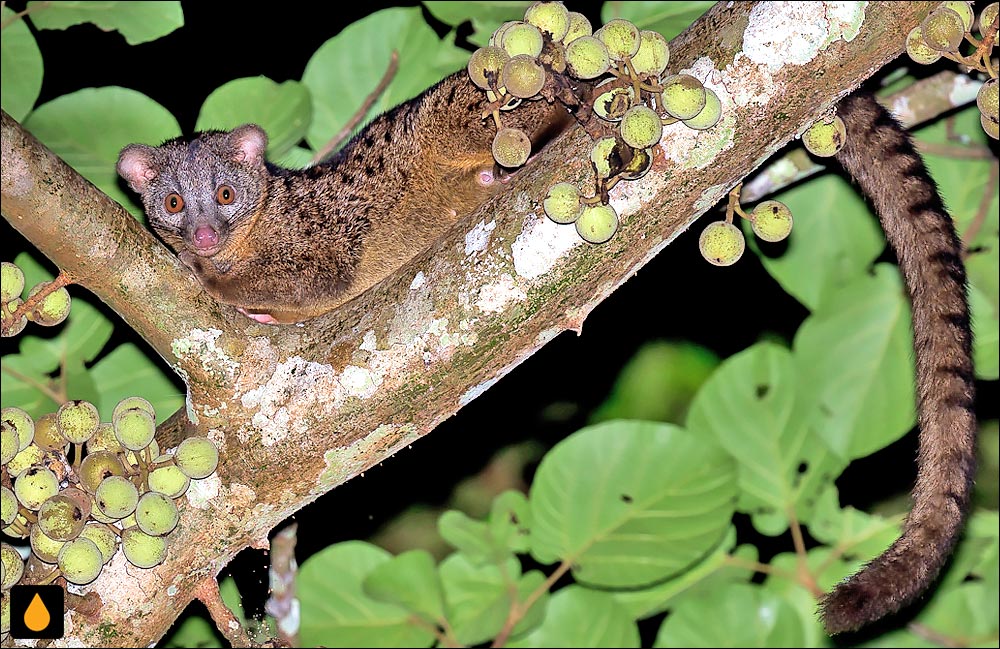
[24, 592, 51, 632]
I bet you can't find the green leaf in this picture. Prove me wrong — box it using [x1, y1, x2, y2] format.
[27, 1, 184, 45]
[940, 510, 999, 588]
[362, 549, 446, 624]
[302, 7, 469, 151]
[422, 2, 530, 46]
[686, 343, 844, 534]
[23, 87, 181, 217]
[489, 490, 532, 554]
[271, 145, 315, 169]
[752, 174, 885, 312]
[601, 2, 715, 40]
[591, 341, 719, 424]
[610, 526, 756, 619]
[1, 297, 114, 417]
[907, 581, 999, 642]
[88, 343, 183, 423]
[508, 586, 640, 648]
[793, 264, 916, 460]
[195, 77, 312, 160]
[653, 582, 807, 648]
[807, 486, 902, 561]
[299, 541, 434, 648]
[1, 6, 44, 120]
[764, 548, 871, 646]
[439, 553, 519, 646]
[219, 576, 247, 627]
[162, 615, 222, 648]
[970, 279, 999, 380]
[438, 510, 497, 564]
[529, 420, 737, 587]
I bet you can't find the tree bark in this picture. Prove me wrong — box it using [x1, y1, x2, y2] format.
[0, 2, 941, 645]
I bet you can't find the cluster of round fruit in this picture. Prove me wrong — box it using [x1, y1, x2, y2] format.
[1, 397, 219, 600]
[2, 261, 72, 337]
[698, 198, 794, 267]
[905, 1, 998, 139]
[467, 2, 723, 245]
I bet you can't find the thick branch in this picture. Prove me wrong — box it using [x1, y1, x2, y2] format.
[0, 2, 939, 645]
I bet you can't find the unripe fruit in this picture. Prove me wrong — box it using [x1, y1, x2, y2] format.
[7, 444, 44, 477]
[920, 6, 965, 52]
[136, 491, 179, 536]
[982, 112, 1000, 139]
[1, 543, 24, 589]
[802, 115, 847, 157]
[0, 423, 18, 466]
[941, 1, 974, 30]
[980, 3, 999, 41]
[978, 78, 998, 122]
[468, 46, 509, 91]
[79, 451, 126, 494]
[492, 128, 532, 168]
[630, 30, 670, 77]
[595, 19, 641, 61]
[80, 523, 118, 564]
[682, 87, 723, 130]
[0, 262, 24, 303]
[25, 282, 71, 327]
[565, 36, 610, 79]
[86, 422, 123, 455]
[751, 200, 794, 242]
[524, 2, 570, 41]
[502, 22, 544, 58]
[58, 537, 103, 585]
[661, 74, 707, 120]
[113, 407, 156, 451]
[32, 412, 66, 452]
[563, 11, 592, 44]
[699, 221, 745, 266]
[620, 105, 663, 149]
[112, 396, 156, 422]
[2, 407, 34, 452]
[576, 204, 619, 244]
[30, 524, 66, 564]
[57, 399, 100, 445]
[121, 527, 167, 569]
[148, 464, 191, 499]
[543, 182, 583, 224]
[906, 26, 943, 65]
[502, 55, 546, 99]
[0, 486, 17, 526]
[14, 465, 59, 510]
[95, 475, 139, 519]
[174, 437, 220, 480]
[37, 488, 90, 541]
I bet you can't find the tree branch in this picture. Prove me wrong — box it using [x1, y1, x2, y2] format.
[0, 2, 941, 645]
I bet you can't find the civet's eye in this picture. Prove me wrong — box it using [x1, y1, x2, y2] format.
[217, 185, 235, 205]
[164, 193, 184, 213]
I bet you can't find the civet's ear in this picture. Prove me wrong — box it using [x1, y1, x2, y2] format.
[117, 144, 161, 193]
[227, 124, 268, 167]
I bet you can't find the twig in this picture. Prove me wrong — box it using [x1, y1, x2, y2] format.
[310, 51, 399, 164]
[492, 559, 572, 648]
[194, 577, 256, 648]
[0, 0, 50, 31]
[6, 270, 74, 326]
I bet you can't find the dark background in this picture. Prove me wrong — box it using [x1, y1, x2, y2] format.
[4, 1, 997, 643]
